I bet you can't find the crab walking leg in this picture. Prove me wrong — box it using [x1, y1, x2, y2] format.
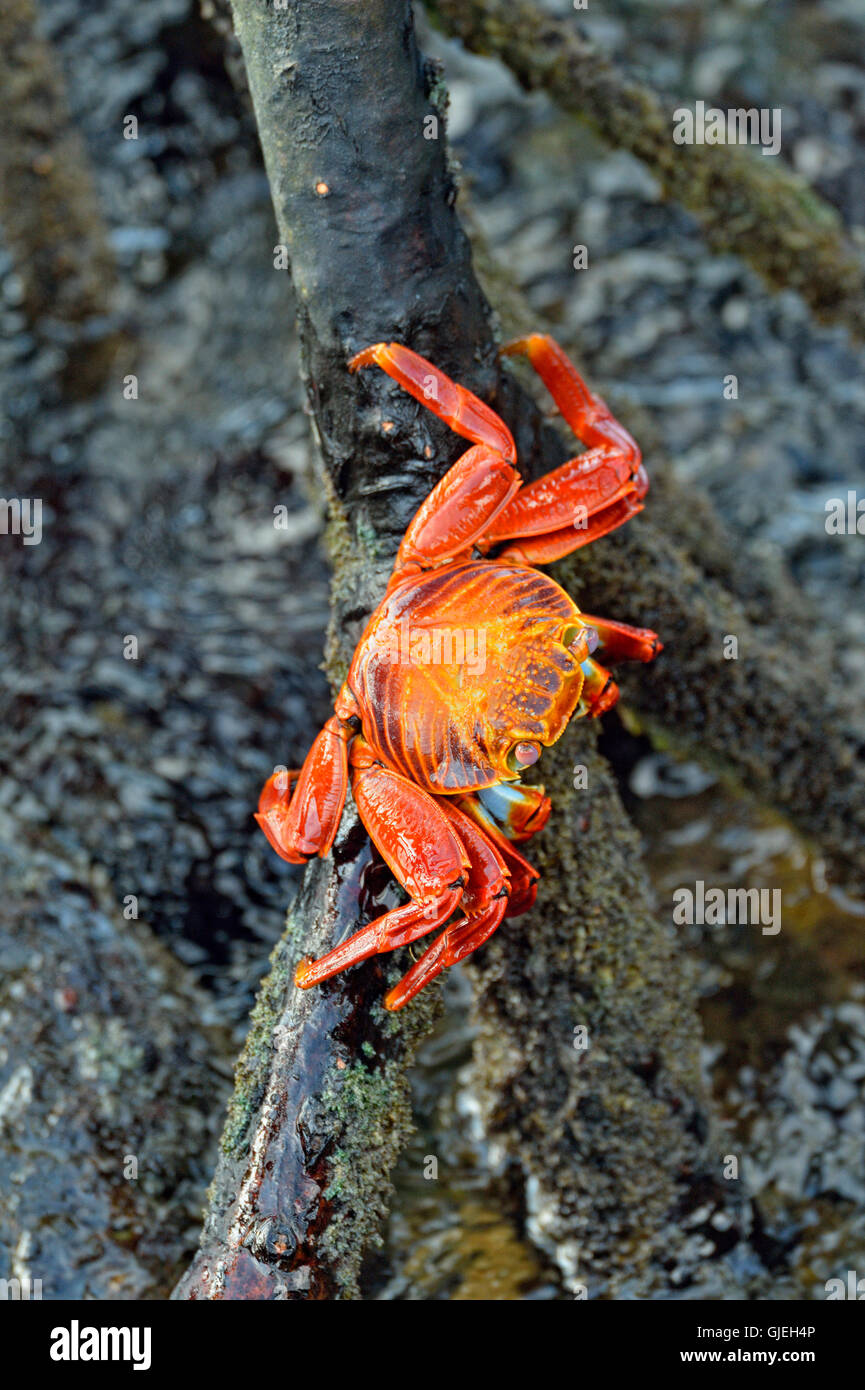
[255, 716, 351, 864]
[384, 899, 508, 1011]
[394, 443, 521, 576]
[295, 755, 469, 990]
[485, 332, 647, 560]
[456, 794, 541, 917]
[295, 891, 464, 991]
[385, 799, 510, 1009]
[578, 612, 663, 663]
[484, 447, 646, 546]
[501, 333, 640, 460]
[349, 342, 517, 463]
[438, 798, 510, 898]
[494, 492, 646, 565]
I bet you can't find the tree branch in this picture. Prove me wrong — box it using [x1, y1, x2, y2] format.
[427, 0, 865, 337]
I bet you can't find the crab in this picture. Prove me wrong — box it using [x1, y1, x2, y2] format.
[256, 334, 661, 1010]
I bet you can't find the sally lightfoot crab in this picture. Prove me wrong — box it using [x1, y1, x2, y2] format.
[256, 334, 661, 1010]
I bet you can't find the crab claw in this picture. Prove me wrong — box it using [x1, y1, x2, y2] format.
[255, 768, 304, 862]
[255, 716, 350, 864]
[577, 613, 663, 663]
[578, 658, 620, 717]
[476, 782, 551, 842]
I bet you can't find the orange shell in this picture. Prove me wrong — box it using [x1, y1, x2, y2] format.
[346, 559, 586, 793]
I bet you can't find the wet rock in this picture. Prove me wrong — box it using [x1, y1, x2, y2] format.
[0, 842, 234, 1298]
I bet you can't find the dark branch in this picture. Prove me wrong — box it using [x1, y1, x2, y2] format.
[428, 0, 865, 338]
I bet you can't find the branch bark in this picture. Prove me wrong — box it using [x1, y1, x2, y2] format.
[427, 0, 865, 338]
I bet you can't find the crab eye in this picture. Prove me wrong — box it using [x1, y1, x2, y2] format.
[562, 624, 597, 661]
[513, 741, 540, 768]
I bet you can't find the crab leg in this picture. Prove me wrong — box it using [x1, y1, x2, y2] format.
[502, 333, 639, 458]
[294, 758, 469, 990]
[349, 342, 516, 462]
[484, 333, 647, 562]
[492, 494, 647, 565]
[384, 899, 507, 1011]
[295, 892, 463, 991]
[578, 612, 663, 663]
[394, 443, 521, 575]
[438, 799, 509, 889]
[384, 800, 509, 1010]
[456, 794, 541, 916]
[485, 448, 644, 542]
[255, 715, 351, 864]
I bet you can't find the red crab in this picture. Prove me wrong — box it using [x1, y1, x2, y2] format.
[256, 334, 661, 1010]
